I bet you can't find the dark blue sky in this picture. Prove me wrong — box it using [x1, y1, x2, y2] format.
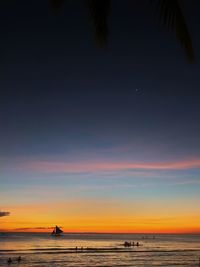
[1, 0, 200, 161]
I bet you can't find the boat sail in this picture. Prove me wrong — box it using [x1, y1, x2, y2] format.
[51, 225, 63, 236]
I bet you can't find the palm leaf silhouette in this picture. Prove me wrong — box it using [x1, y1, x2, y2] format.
[87, 0, 111, 47]
[51, 0, 64, 14]
[150, 0, 194, 62]
[51, 0, 194, 62]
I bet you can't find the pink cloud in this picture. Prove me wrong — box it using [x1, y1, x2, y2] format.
[18, 158, 200, 173]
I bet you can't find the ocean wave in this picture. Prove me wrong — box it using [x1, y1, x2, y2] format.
[0, 247, 199, 255]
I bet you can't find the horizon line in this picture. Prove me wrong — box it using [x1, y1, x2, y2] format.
[1, 230, 200, 235]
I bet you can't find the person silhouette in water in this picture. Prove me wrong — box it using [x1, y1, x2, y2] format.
[17, 256, 22, 263]
[7, 258, 12, 264]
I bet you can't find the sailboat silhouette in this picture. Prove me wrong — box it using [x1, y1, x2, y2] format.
[51, 225, 63, 236]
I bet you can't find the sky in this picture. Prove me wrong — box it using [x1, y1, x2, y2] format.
[1, 0, 200, 233]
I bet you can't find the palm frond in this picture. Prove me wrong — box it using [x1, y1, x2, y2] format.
[87, 0, 111, 47]
[51, 0, 64, 14]
[150, 0, 194, 62]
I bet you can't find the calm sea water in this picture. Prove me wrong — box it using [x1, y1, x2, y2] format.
[0, 233, 200, 266]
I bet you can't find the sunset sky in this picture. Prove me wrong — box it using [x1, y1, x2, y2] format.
[1, 0, 200, 233]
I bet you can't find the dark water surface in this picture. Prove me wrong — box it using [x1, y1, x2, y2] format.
[0, 233, 200, 266]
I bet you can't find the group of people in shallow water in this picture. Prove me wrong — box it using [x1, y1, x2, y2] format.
[6, 242, 141, 263]
[7, 256, 21, 264]
[123, 241, 141, 247]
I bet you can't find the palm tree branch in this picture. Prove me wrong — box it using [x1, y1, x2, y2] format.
[150, 0, 194, 62]
[51, 0, 64, 14]
[87, 0, 111, 47]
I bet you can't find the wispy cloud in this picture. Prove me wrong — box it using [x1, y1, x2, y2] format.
[14, 227, 53, 230]
[0, 211, 10, 217]
[167, 179, 200, 186]
[18, 158, 200, 174]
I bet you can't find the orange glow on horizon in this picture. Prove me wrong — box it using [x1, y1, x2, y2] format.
[2, 216, 200, 234]
[2, 198, 200, 235]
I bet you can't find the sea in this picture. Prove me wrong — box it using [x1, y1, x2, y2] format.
[0, 233, 200, 266]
